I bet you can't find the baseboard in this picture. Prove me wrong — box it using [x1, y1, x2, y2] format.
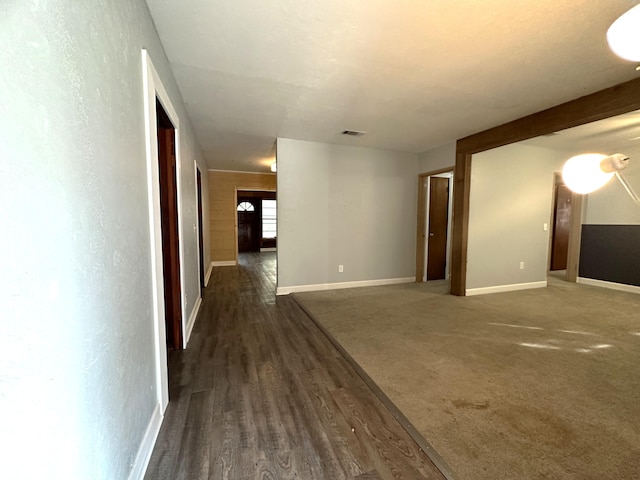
[577, 277, 640, 294]
[260, 247, 276, 252]
[465, 280, 547, 297]
[128, 403, 163, 480]
[212, 260, 237, 267]
[276, 277, 414, 295]
[184, 295, 202, 347]
[204, 262, 214, 286]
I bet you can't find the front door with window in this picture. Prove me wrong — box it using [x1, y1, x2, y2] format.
[237, 199, 260, 252]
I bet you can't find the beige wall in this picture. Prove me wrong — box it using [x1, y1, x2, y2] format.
[208, 171, 277, 263]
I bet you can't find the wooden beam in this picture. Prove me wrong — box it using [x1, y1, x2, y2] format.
[458, 78, 640, 155]
[449, 77, 640, 296]
[450, 153, 472, 296]
[415, 174, 427, 282]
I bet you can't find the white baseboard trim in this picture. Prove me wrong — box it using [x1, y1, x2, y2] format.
[577, 277, 640, 294]
[260, 247, 276, 252]
[204, 262, 214, 286]
[465, 280, 547, 297]
[212, 260, 237, 267]
[128, 403, 163, 480]
[276, 277, 414, 295]
[184, 295, 202, 347]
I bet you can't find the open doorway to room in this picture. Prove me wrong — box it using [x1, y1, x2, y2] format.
[547, 171, 583, 283]
[416, 168, 454, 284]
[156, 99, 183, 352]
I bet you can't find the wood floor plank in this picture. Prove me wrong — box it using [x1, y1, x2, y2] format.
[173, 390, 213, 480]
[331, 386, 437, 480]
[355, 472, 384, 480]
[143, 387, 192, 479]
[145, 252, 446, 480]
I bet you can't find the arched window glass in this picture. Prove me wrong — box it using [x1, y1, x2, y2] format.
[237, 201, 255, 212]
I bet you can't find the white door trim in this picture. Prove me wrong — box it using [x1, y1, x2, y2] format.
[141, 49, 184, 411]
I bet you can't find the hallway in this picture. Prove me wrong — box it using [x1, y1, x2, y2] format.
[145, 252, 445, 479]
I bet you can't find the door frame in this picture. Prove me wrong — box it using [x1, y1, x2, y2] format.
[195, 164, 206, 291]
[234, 187, 277, 260]
[547, 172, 584, 279]
[416, 167, 454, 283]
[142, 50, 186, 410]
[156, 110, 183, 351]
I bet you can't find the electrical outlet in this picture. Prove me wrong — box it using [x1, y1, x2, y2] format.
[338, 265, 344, 273]
[520, 261, 525, 270]
[543, 223, 548, 231]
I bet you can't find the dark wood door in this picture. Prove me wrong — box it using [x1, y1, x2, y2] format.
[157, 100, 182, 350]
[427, 177, 449, 280]
[237, 198, 260, 252]
[550, 183, 572, 271]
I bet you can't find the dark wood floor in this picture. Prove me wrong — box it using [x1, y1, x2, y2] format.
[145, 252, 445, 480]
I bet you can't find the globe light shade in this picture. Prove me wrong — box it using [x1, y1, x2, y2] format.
[607, 4, 640, 61]
[562, 153, 614, 194]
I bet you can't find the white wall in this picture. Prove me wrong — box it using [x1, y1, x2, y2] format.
[466, 144, 567, 292]
[419, 142, 456, 172]
[0, 1, 207, 479]
[277, 139, 419, 291]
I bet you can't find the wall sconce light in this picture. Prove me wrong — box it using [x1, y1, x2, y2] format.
[562, 153, 640, 204]
[607, 4, 640, 61]
[270, 162, 277, 173]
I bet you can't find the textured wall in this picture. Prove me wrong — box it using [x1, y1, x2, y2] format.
[0, 1, 206, 479]
[276, 138, 419, 289]
[208, 171, 276, 263]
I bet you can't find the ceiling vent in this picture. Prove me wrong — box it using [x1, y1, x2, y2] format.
[342, 130, 366, 137]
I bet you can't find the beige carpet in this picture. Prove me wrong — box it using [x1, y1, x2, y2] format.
[293, 278, 640, 480]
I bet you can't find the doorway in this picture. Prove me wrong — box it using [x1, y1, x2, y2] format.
[416, 168, 454, 283]
[550, 174, 572, 271]
[236, 190, 277, 253]
[548, 172, 583, 283]
[237, 197, 260, 252]
[196, 167, 205, 290]
[156, 99, 183, 351]
[427, 176, 450, 280]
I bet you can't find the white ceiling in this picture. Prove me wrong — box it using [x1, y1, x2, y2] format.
[523, 109, 640, 153]
[145, 0, 640, 172]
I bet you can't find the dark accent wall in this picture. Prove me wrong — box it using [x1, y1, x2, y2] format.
[579, 225, 640, 287]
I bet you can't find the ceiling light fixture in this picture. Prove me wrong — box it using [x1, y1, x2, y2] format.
[562, 153, 640, 204]
[270, 162, 277, 173]
[607, 4, 640, 61]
